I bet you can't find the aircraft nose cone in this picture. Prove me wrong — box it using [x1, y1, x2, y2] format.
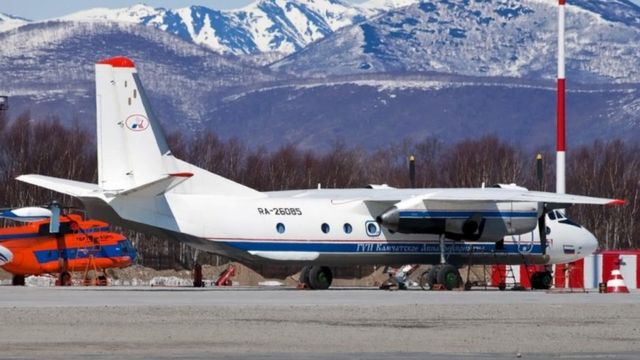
[0, 245, 13, 266]
[581, 228, 599, 256]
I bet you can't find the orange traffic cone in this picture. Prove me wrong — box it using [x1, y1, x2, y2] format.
[606, 269, 630, 294]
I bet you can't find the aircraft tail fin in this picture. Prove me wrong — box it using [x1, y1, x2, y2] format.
[94, 57, 258, 197]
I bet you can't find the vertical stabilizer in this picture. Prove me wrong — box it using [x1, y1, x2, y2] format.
[95, 56, 259, 197]
[96, 56, 176, 191]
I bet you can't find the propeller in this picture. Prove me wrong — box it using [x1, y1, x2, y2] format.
[538, 204, 549, 255]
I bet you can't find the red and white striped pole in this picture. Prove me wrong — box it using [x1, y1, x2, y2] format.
[556, 0, 566, 194]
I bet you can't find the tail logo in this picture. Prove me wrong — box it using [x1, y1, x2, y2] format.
[125, 114, 149, 132]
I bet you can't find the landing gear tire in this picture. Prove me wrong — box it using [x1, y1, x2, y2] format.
[308, 266, 333, 290]
[59, 271, 72, 286]
[427, 265, 440, 289]
[436, 264, 461, 290]
[540, 272, 553, 289]
[531, 271, 552, 290]
[12, 275, 25, 286]
[419, 270, 430, 290]
[299, 266, 311, 288]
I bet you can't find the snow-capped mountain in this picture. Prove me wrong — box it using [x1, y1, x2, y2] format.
[0, 21, 277, 133]
[359, 0, 419, 11]
[0, 12, 29, 32]
[273, 0, 640, 83]
[59, 0, 371, 55]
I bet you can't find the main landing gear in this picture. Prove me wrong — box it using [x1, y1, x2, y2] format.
[420, 264, 462, 291]
[299, 266, 333, 290]
[12, 275, 25, 286]
[419, 234, 462, 291]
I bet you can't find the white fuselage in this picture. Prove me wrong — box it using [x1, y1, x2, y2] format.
[92, 188, 597, 267]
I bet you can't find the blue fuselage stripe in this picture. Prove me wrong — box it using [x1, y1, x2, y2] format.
[398, 211, 538, 219]
[0, 232, 40, 241]
[223, 241, 542, 255]
[33, 240, 137, 264]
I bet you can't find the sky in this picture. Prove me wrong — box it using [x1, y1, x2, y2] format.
[1, 0, 639, 21]
[1, 0, 367, 20]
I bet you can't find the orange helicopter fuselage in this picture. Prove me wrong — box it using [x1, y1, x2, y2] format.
[0, 214, 136, 276]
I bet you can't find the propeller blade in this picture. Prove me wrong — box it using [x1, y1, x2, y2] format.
[538, 205, 548, 255]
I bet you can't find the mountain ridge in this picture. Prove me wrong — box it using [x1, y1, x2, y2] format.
[272, 0, 640, 84]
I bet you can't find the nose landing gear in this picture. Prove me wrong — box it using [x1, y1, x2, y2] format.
[530, 270, 553, 290]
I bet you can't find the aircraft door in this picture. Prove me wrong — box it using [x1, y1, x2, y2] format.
[514, 231, 535, 254]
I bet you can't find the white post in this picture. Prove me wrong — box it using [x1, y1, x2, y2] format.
[556, 0, 566, 195]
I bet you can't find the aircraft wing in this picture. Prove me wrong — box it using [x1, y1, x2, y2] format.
[363, 188, 624, 207]
[417, 188, 623, 206]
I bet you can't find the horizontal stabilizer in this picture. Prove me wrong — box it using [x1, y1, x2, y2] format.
[16, 175, 101, 197]
[119, 173, 193, 197]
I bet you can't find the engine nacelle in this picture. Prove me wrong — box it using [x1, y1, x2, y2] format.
[377, 201, 540, 242]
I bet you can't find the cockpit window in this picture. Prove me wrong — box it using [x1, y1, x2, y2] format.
[555, 211, 565, 220]
[548, 212, 556, 220]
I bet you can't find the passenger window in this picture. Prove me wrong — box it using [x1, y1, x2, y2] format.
[366, 221, 381, 236]
[321, 223, 330, 234]
[343, 223, 352, 234]
[276, 223, 285, 234]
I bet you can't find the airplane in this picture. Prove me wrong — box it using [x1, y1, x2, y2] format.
[0, 206, 137, 285]
[16, 57, 624, 290]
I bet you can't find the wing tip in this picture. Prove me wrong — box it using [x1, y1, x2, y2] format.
[607, 199, 627, 206]
[169, 172, 193, 178]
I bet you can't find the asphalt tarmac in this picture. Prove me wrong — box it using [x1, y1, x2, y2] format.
[0, 287, 638, 360]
